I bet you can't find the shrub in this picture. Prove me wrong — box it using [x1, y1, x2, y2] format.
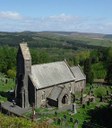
[94, 87, 106, 98]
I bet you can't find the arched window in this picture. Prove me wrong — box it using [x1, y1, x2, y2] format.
[62, 94, 68, 104]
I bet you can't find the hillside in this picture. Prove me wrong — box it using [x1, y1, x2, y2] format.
[0, 31, 112, 49]
[0, 113, 57, 128]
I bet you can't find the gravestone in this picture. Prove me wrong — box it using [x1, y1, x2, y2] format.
[74, 120, 78, 128]
[73, 103, 77, 114]
[70, 117, 73, 122]
[57, 118, 61, 125]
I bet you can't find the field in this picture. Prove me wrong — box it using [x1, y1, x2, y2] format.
[0, 31, 112, 49]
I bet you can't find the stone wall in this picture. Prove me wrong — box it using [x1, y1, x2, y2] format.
[58, 86, 71, 108]
[15, 48, 24, 107]
[15, 44, 32, 108]
[74, 80, 86, 92]
[36, 86, 54, 108]
[35, 82, 73, 108]
[28, 77, 35, 107]
[35, 80, 85, 108]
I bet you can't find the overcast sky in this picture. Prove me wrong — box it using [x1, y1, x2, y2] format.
[0, 0, 112, 34]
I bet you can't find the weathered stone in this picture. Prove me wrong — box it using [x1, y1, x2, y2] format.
[15, 43, 86, 110]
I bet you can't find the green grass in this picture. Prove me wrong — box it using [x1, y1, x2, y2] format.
[92, 62, 106, 79]
[0, 113, 58, 128]
[0, 71, 111, 128]
[0, 73, 15, 102]
[24, 102, 101, 127]
[0, 79, 15, 92]
[71, 36, 112, 47]
[33, 85, 112, 127]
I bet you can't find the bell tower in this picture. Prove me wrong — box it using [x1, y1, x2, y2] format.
[15, 43, 31, 108]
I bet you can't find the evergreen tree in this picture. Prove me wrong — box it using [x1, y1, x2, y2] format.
[105, 60, 112, 84]
[84, 58, 94, 84]
[105, 48, 112, 84]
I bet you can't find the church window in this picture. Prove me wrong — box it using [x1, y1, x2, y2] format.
[62, 94, 68, 104]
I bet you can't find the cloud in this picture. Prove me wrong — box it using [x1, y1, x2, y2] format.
[49, 13, 80, 22]
[0, 11, 22, 20]
[29, 13, 85, 31]
[0, 12, 112, 34]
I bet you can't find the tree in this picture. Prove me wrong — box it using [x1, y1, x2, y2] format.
[7, 69, 16, 78]
[0, 46, 16, 74]
[94, 87, 106, 98]
[90, 50, 99, 63]
[84, 58, 94, 84]
[105, 47, 112, 84]
[105, 60, 112, 84]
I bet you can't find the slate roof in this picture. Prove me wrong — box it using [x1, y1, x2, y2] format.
[20, 43, 31, 60]
[48, 86, 63, 101]
[30, 61, 75, 89]
[70, 66, 86, 82]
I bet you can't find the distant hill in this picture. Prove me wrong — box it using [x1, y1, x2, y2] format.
[42, 31, 112, 39]
[48, 31, 105, 38]
[0, 31, 112, 49]
[103, 34, 112, 39]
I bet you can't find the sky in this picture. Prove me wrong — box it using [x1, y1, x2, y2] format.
[0, 0, 112, 34]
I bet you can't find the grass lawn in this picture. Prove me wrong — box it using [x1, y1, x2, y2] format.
[24, 101, 108, 128]
[0, 73, 111, 128]
[24, 84, 112, 128]
[0, 73, 15, 102]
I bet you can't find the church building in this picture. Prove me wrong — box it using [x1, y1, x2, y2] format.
[15, 43, 86, 108]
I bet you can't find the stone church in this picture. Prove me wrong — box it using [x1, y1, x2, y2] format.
[15, 43, 86, 109]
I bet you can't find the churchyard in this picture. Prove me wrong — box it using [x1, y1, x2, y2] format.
[24, 84, 112, 128]
[0, 73, 15, 102]
[0, 73, 112, 128]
